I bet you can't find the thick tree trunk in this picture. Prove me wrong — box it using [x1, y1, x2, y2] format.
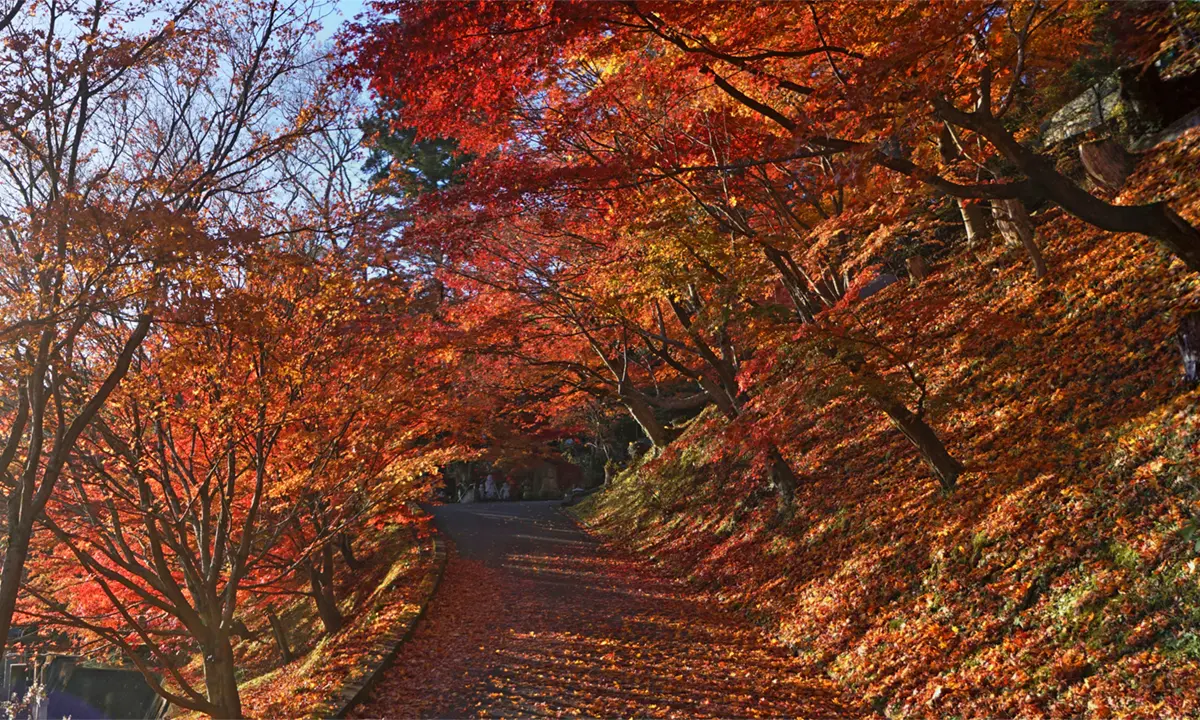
[312, 579, 343, 635]
[835, 350, 963, 492]
[267, 610, 294, 664]
[958, 199, 991, 247]
[202, 634, 242, 719]
[621, 389, 671, 448]
[991, 198, 1048, 279]
[0, 526, 31, 669]
[938, 122, 961, 165]
[766, 246, 965, 494]
[697, 373, 739, 419]
[937, 100, 1200, 273]
[873, 394, 963, 492]
[1046, 183, 1200, 271]
[1079, 139, 1138, 191]
[309, 544, 343, 634]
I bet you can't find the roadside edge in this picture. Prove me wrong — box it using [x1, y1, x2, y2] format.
[330, 522, 450, 718]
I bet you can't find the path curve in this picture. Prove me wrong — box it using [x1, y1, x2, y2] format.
[351, 500, 854, 718]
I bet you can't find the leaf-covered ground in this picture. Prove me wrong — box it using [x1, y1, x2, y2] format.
[575, 130, 1200, 719]
[352, 501, 853, 718]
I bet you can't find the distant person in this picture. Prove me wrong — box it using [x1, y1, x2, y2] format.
[483, 473, 499, 501]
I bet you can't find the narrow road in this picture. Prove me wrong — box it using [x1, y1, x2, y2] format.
[352, 501, 853, 718]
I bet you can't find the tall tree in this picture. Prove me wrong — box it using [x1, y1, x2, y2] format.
[0, 0, 334, 675]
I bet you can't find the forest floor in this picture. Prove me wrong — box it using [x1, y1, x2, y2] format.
[350, 500, 855, 718]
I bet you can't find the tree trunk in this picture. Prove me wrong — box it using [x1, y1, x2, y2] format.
[769, 258, 965, 494]
[666, 297, 742, 396]
[267, 610, 294, 664]
[1178, 312, 1200, 386]
[621, 389, 671, 448]
[337, 532, 359, 570]
[938, 122, 961, 165]
[906, 255, 931, 283]
[697, 373, 739, 419]
[873, 394, 963, 492]
[766, 445, 799, 507]
[1050, 183, 1200, 271]
[231, 617, 258, 641]
[309, 545, 343, 634]
[0, 526, 31, 669]
[958, 199, 991, 247]
[991, 198, 1048, 279]
[937, 100, 1200, 273]
[834, 350, 963, 492]
[0, 314, 152, 669]
[761, 244, 821, 321]
[312, 578, 343, 635]
[1079, 139, 1138, 191]
[202, 633, 242, 719]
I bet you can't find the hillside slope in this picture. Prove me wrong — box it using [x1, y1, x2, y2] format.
[576, 129, 1200, 719]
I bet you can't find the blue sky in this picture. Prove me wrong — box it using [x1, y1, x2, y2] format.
[319, 0, 368, 42]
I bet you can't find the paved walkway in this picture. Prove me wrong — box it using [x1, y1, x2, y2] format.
[351, 501, 853, 718]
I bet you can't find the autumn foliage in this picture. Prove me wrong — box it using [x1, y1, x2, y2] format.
[340, 2, 1200, 718]
[0, 0, 1198, 717]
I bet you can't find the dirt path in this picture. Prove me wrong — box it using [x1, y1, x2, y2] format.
[351, 501, 854, 718]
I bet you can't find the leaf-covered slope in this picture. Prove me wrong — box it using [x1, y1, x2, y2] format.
[578, 129, 1200, 719]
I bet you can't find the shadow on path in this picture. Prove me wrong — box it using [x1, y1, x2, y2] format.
[352, 501, 854, 718]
